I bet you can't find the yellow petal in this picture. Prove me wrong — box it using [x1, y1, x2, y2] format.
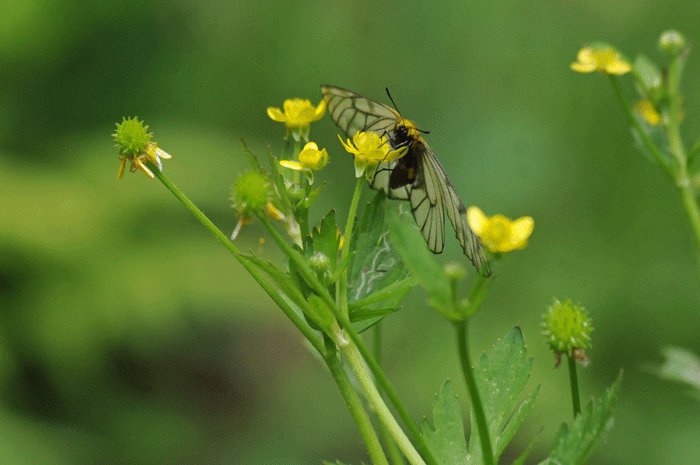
[279, 160, 303, 171]
[467, 206, 488, 235]
[605, 60, 632, 75]
[267, 107, 287, 122]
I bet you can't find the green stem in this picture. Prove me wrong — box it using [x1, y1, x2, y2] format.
[567, 355, 581, 417]
[337, 176, 366, 315]
[456, 319, 494, 465]
[259, 214, 439, 465]
[666, 54, 700, 271]
[324, 335, 389, 465]
[337, 330, 425, 465]
[152, 169, 324, 353]
[374, 324, 407, 465]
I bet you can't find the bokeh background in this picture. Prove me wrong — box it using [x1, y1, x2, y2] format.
[1, 0, 699, 463]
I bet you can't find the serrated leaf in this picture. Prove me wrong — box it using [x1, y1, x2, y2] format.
[346, 192, 412, 332]
[545, 371, 623, 465]
[423, 380, 469, 465]
[469, 326, 539, 463]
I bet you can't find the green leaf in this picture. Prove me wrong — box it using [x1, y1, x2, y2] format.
[633, 53, 662, 97]
[422, 380, 468, 465]
[313, 209, 340, 270]
[544, 371, 623, 465]
[346, 192, 412, 332]
[469, 326, 540, 463]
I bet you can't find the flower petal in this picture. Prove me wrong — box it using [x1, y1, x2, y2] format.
[267, 107, 287, 122]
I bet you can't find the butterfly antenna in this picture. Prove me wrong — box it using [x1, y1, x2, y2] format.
[386, 87, 430, 134]
[385, 87, 402, 114]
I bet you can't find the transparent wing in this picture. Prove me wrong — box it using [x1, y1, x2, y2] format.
[417, 143, 490, 274]
[321, 85, 400, 137]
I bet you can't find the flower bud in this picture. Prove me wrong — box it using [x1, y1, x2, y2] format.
[659, 30, 686, 56]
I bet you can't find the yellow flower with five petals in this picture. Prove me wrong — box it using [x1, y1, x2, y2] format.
[338, 131, 407, 178]
[467, 207, 534, 253]
[570, 46, 631, 75]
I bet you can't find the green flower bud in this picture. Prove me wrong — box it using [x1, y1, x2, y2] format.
[113, 117, 152, 156]
[659, 30, 686, 55]
[231, 172, 272, 216]
[309, 252, 330, 272]
[541, 298, 593, 357]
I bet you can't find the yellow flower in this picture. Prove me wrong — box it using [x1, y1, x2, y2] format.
[267, 98, 326, 129]
[467, 206, 534, 253]
[570, 46, 631, 75]
[279, 142, 328, 171]
[117, 142, 172, 180]
[633, 100, 661, 126]
[338, 131, 408, 178]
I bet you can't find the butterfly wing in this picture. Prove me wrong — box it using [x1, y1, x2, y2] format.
[417, 142, 489, 273]
[321, 85, 400, 137]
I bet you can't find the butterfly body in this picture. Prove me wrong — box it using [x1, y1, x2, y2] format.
[321, 85, 489, 275]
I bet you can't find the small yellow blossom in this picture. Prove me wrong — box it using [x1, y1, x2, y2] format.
[338, 131, 408, 178]
[633, 100, 661, 126]
[570, 46, 631, 75]
[267, 98, 326, 129]
[467, 206, 534, 253]
[279, 142, 328, 171]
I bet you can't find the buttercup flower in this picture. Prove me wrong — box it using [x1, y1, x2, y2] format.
[570, 46, 631, 75]
[467, 206, 534, 253]
[633, 100, 661, 126]
[338, 131, 407, 178]
[279, 142, 328, 171]
[267, 98, 326, 142]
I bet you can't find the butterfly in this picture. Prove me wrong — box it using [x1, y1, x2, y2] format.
[321, 85, 489, 275]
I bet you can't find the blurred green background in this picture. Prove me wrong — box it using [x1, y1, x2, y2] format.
[1, 0, 699, 463]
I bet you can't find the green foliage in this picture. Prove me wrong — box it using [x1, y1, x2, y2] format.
[421, 328, 540, 465]
[423, 380, 469, 465]
[544, 372, 623, 465]
[346, 192, 413, 332]
[385, 205, 455, 318]
[469, 327, 541, 464]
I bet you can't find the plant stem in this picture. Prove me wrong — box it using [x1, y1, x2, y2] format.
[339, 332, 426, 465]
[456, 319, 494, 465]
[324, 335, 389, 465]
[259, 214, 439, 465]
[665, 54, 700, 272]
[374, 324, 407, 465]
[567, 355, 581, 417]
[152, 169, 325, 352]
